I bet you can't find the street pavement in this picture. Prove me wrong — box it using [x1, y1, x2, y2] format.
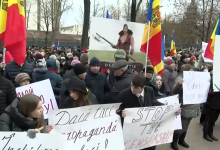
[157, 117, 220, 150]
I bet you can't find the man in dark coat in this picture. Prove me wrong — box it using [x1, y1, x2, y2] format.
[0, 68, 16, 115]
[85, 57, 110, 104]
[107, 59, 133, 103]
[4, 60, 36, 87]
[118, 74, 163, 150]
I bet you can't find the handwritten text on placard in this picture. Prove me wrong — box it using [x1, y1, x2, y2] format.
[49, 103, 124, 150]
[16, 79, 58, 119]
[123, 104, 180, 150]
[183, 71, 210, 104]
[0, 132, 65, 150]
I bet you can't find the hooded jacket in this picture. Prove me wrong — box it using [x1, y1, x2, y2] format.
[0, 98, 44, 131]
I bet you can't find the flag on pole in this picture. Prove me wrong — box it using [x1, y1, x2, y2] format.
[0, 0, 26, 66]
[204, 14, 220, 60]
[162, 35, 165, 61]
[170, 32, 176, 55]
[140, 0, 163, 75]
[57, 41, 60, 48]
[106, 10, 111, 19]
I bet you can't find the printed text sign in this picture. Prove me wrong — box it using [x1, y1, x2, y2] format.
[16, 79, 58, 119]
[0, 132, 65, 150]
[48, 103, 125, 150]
[123, 104, 180, 150]
[183, 71, 210, 104]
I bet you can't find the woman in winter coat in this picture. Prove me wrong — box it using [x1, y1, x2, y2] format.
[0, 94, 45, 133]
[15, 73, 31, 87]
[148, 74, 166, 99]
[60, 77, 91, 109]
[203, 65, 220, 142]
[171, 64, 200, 150]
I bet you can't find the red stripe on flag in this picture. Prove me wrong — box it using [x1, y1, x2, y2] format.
[204, 39, 213, 60]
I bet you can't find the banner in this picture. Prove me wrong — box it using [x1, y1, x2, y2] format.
[16, 79, 58, 119]
[0, 132, 65, 150]
[123, 104, 180, 150]
[213, 35, 220, 92]
[49, 103, 125, 150]
[183, 71, 210, 104]
[158, 95, 182, 130]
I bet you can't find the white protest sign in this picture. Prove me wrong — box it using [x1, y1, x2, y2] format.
[158, 95, 182, 130]
[48, 103, 125, 150]
[202, 42, 213, 62]
[213, 35, 220, 92]
[0, 132, 65, 150]
[16, 79, 58, 119]
[123, 104, 180, 150]
[183, 71, 210, 104]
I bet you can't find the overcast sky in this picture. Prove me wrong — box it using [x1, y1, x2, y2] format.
[61, 0, 174, 27]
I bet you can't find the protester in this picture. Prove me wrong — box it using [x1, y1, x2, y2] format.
[60, 77, 91, 109]
[0, 72, 16, 115]
[148, 74, 166, 99]
[0, 94, 45, 132]
[188, 56, 196, 67]
[80, 53, 89, 70]
[85, 57, 110, 104]
[143, 66, 154, 84]
[72, 51, 80, 60]
[203, 65, 220, 142]
[4, 60, 36, 87]
[71, 59, 80, 67]
[162, 58, 178, 96]
[177, 54, 187, 73]
[171, 64, 200, 150]
[15, 73, 31, 87]
[45, 59, 63, 104]
[108, 59, 133, 103]
[33, 54, 48, 81]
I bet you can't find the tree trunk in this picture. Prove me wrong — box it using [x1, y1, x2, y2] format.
[206, 0, 214, 42]
[202, 0, 205, 41]
[130, 0, 136, 22]
[81, 0, 90, 50]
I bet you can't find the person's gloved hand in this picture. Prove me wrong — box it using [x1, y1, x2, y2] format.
[27, 127, 44, 139]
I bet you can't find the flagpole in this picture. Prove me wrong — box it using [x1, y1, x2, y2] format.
[145, 21, 151, 76]
[164, 35, 165, 59]
[3, 48, 6, 70]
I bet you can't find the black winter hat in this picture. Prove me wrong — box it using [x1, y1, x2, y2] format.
[90, 57, 100, 66]
[66, 77, 88, 95]
[73, 64, 86, 76]
[72, 51, 80, 59]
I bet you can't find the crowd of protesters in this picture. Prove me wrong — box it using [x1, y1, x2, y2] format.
[0, 45, 218, 150]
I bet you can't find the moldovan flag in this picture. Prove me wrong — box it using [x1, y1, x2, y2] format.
[204, 14, 220, 60]
[0, 0, 26, 65]
[170, 33, 176, 55]
[140, 0, 164, 75]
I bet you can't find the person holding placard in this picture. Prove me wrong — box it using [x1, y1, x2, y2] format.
[0, 94, 45, 133]
[171, 64, 200, 150]
[203, 65, 220, 142]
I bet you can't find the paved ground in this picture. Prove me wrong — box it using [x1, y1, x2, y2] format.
[157, 117, 220, 150]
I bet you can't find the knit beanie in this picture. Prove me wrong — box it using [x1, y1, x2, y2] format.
[114, 49, 126, 60]
[66, 77, 88, 95]
[71, 59, 80, 66]
[80, 53, 88, 64]
[90, 57, 100, 66]
[35, 53, 43, 62]
[166, 58, 174, 65]
[72, 51, 80, 59]
[15, 73, 31, 85]
[73, 64, 86, 76]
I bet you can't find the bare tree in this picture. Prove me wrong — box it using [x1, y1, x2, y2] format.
[81, 0, 90, 49]
[24, 0, 33, 30]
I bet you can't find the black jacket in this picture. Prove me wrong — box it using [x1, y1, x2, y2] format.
[0, 98, 40, 131]
[85, 71, 110, 104]
[0, 76, 16, 115]
[34, 67, 48, 82]
[4, 61, 36, 86]
[108, 69, 133, 103]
